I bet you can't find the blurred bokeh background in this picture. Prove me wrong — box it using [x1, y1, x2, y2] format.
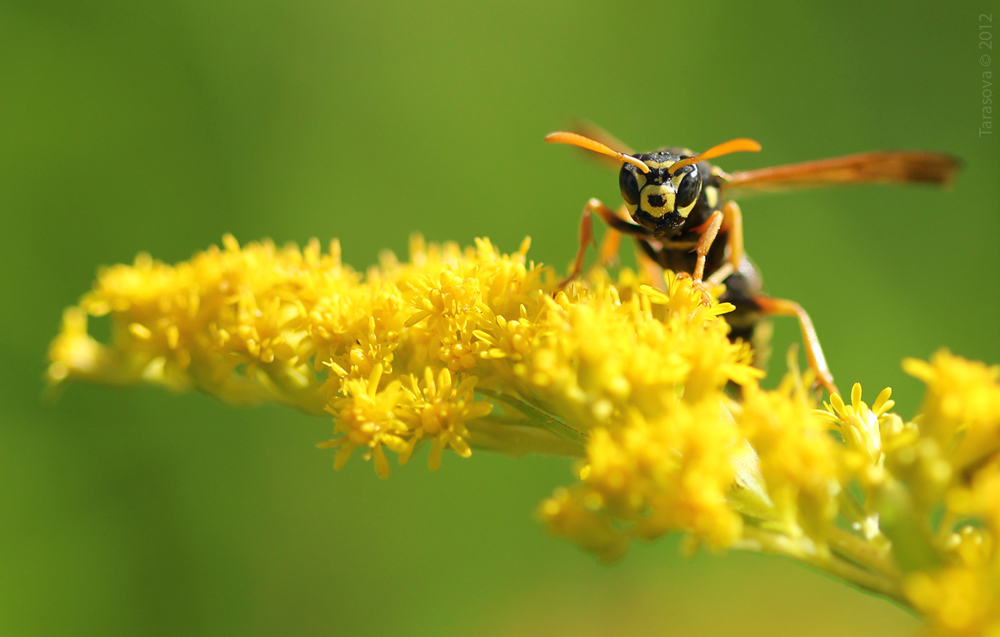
[1, 1, 996, 635]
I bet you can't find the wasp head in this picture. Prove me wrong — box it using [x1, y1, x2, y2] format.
[618, 151, 703, 238]
[545, 131, 761, 239]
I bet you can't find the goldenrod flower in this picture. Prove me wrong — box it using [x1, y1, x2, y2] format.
[903, 351, 1000, 474]
[49, 235, 1000, 635]
[741, 373, 841, 541]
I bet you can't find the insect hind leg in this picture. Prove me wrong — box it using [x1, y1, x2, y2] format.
[753, 296, 839, 397]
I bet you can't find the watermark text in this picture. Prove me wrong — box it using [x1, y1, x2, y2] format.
[981, 13, 993, 137]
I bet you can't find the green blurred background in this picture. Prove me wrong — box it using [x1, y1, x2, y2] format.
[1, 1, 996, 635]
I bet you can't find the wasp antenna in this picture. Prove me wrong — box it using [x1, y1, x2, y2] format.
[546, 131, 651, 174]
[668, 138, 762, 175]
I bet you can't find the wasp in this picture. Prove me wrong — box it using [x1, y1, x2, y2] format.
[546, 126, 960, 396]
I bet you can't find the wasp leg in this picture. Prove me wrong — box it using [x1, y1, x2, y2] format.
[692, 210, 723, 282]
[705, 262, 735, 288]
[690, 200, 744, 267]
[562, 201, 597, 285]
[585, 198, 654, 237]
[562, 199, 653, 285]
[677, 209, 724, 303]
[596, 206, 631, 267]
[754, 296, 840, 397]
[684, 202, 745, 300]
[702, 200, 744, 286]
[597, 228, 623, 266]
[720, 200, 744, 270]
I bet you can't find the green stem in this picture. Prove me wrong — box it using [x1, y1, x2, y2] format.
[475, 388, 589, 448]
[827, 526, 901, 581]
[737, 525, 909, 608]
[466, 417, 585, 458]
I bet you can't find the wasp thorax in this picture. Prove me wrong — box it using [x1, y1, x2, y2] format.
[618, 153, 704, 238]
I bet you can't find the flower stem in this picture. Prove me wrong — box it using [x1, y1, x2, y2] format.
[737, 525, 908, 608]
[827, 526, 901, 581]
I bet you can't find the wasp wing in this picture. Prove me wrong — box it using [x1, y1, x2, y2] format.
[720, 150, 961, 196]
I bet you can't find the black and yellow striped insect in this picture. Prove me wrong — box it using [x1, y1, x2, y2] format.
[546, 126, 961, 396]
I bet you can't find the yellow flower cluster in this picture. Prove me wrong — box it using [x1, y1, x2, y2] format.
[48, 235, 762, 551]
[815, 351, 1000, 636]
[48, 236, 1000, 635]
[895, 352, 1000, 636]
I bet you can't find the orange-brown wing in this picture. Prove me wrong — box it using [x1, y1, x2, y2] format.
[570, 120, 635, 171]
[721, 150, 961, 196]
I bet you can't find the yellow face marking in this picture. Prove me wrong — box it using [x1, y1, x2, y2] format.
[671, 172, 701, 218]
[642, 159, 675, 171]
[633, 172, 648, 191]
[640, 184, 675, 218]
[670, 173, 693, 218]
[676, 201, 696, 218]
[704, 185, 719, 209]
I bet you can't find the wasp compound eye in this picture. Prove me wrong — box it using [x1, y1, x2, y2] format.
[619, 166, 643, 206]
[675, 172, 702, 210]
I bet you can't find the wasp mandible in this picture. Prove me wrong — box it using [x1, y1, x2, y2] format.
[546, 126, 960, 396]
